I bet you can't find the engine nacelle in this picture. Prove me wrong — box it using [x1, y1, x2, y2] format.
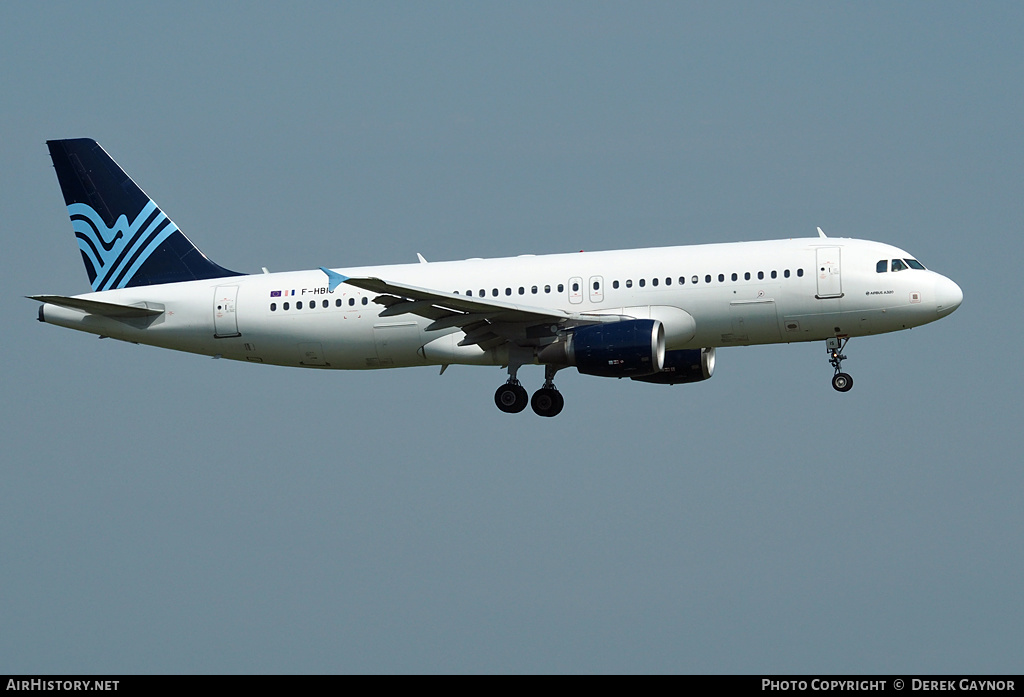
[539, 319, 665, 378]
[631, 347, 716, 385]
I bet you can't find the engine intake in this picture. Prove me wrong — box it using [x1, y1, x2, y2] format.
[631, 347, 716, 385]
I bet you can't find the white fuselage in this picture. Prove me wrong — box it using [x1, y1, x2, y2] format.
[39, 236, 962, 370]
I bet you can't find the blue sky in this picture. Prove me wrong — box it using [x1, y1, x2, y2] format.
[2, 2, 1021, 673]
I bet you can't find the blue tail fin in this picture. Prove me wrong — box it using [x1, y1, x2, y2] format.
[47, 138, 242, 290]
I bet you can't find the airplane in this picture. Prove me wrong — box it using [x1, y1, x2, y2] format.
[31, 138, 963, 417]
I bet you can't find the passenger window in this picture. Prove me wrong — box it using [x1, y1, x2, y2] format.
[626, 280, 633, 288]
[593, 281, 600, 291]
[349, 298, 355, 306]
[532, 286, 538, 294]
[705, 275, 711, 283]
[758, 271, 764, 280]
[544, 285, 551, 294]
[336, 299, 342, 307]
[784, 270, 791, 278]
[651, 278, 658, 287]
[718, 274, 725, 282]
[505, 288, 512, 296]
[492, 289, 498, 296]
[771, 270, 777, 279]
[283, 302, 289, 310]
[797, 269, 804, 277]
[692, 276, 698, 284]
[270, 303, 277, 311]
[518, 287, 525, 295]
[572, 282, 579, 292]
[892, 259, 907, 272]
[876, 260, 887, 273]
[613, 280, 620, 289]
[666, 277, 672, 285]
[557, 284, 564, 293]
[297, 301, 303, 309]
[731, 273, 738, 281]
[639, 279, 646, 287]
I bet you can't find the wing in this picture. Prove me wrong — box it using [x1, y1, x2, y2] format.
[321, 268, 624, 350]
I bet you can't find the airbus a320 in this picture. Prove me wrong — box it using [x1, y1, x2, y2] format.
[31, 139, 963, 417]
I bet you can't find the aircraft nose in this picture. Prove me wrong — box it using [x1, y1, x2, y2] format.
[935, 275, 963, 317]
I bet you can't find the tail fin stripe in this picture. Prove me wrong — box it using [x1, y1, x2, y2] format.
[97, 210, 167, 290]
[69, 200, 159, 290]
[98, 213, 174, 291]
[107, 218, 176, 290]
[74, 230, 103, 264]
[70, 214, 123, 252]
[90, 205, 163, 287]
[80, 251, 97, 283]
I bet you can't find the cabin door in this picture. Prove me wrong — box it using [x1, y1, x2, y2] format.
[815, 247, 843, 299]
[213, 285, 241, 338]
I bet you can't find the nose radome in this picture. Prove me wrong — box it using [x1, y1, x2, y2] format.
[936, 276, 963, 317]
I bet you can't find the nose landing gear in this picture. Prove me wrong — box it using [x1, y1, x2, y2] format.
[827, 337, 854, 392]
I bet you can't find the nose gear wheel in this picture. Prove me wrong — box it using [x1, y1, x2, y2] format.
[827, 337, 854, 392]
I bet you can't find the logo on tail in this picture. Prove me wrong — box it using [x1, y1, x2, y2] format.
[71, 200, 180, 291]
[48, 138, 242, 289]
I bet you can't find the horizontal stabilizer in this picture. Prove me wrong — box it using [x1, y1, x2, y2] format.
[28, 294, 164, 318]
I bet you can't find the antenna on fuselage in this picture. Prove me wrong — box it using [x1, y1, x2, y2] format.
[817, 227, 828, 239]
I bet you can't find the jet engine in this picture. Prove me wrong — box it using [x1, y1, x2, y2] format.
[631, 347, 716, 385]
[538, 319, 665, 378]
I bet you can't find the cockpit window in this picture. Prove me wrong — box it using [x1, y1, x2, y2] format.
[891, 259, 908, 272]
[904, 258, 926, 270]
[876, 260, 888, 273]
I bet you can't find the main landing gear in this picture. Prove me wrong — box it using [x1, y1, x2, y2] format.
[494, 364, 565, 417]
[827, 337, 853, 392]
[494, 380, 528, 413]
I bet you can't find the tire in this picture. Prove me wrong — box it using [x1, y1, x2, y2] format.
[531, 388, 564, 417]
[495, 383, 528, 413]
[831, 373, 853, 392]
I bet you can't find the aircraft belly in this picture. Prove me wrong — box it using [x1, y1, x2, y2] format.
[724, 299, 782, 345]
[368, 322, 425, 368]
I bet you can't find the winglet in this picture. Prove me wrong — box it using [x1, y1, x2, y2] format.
[817, 227, 827, 239]
[320, 267, 349, 292]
